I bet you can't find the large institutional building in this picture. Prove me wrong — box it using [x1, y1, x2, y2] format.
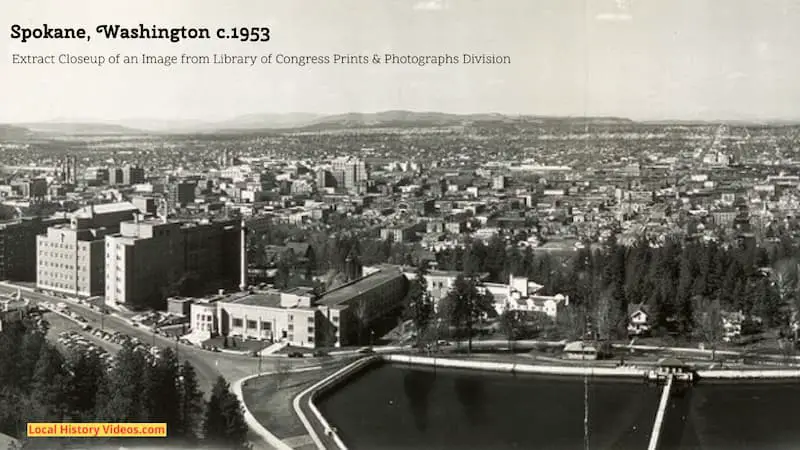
[331, 156, 367, 192]
[36, 203, 140, 297]
[105, 216, 241, 309]
[35, 201, 242, 310]
[182, 265, 409, 348]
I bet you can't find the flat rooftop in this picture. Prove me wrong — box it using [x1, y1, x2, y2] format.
[230, 292, 282, 308]
[73, 201, 138, 217]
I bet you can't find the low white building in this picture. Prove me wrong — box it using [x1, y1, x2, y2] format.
[494, 275, 569, 320]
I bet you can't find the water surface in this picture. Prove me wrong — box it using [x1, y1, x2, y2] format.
[317, 362, 660, 450]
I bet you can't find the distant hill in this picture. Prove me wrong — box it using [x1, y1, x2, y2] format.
[18, 122, 144, 135]
[217, 111, 635, 133]
[4, 112, 643, 136]
[215, 112, 323, 130]
[0, 124, 33, 139]
[117, 113, 324, 133]
[12, 112, 800, 136]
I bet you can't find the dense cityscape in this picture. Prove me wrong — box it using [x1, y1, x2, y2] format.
[4, 113, 800, 449]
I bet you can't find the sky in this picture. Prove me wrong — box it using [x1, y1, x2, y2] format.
[2, 0, 800, 123]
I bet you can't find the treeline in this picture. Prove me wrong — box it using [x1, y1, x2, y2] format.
[249, 230, 417, 278]
[0, 319, 249, 449]
[434, 235, 800, 340]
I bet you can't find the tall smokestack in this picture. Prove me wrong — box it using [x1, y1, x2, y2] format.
[239, 218, 247, 291]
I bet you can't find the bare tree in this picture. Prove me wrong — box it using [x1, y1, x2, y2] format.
[273, 358, 291, 390]
[692, 296, 724, 361]
[353, 299, 370, 345]
[771, 259, 800, 340]
[499, 305, 522, 352]
[593, 288, 613, 341]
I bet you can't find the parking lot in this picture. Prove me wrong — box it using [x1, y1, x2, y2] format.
[43, 310, 169, 365]
[44, 312, 119, 355]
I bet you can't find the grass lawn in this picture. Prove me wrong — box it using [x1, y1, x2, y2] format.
[203, 335, 270, 352]
[241, 357, 359, 439]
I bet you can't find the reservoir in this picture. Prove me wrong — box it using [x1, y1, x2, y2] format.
[317, 362, 800, 449]
[317, 362, 660, 449]
[660, 381, 800, 450]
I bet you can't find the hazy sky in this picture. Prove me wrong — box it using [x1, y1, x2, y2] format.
[2, 0, 800, 122]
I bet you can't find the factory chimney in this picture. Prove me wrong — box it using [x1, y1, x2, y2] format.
[239, 218, 247, 291]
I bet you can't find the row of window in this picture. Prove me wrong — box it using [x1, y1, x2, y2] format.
[231, 318, 272, 330]
[40, 242, 74, 249]
[287, 314, 317, 324]
[39, 281, 84, 291]
[38, 270, 75, 280]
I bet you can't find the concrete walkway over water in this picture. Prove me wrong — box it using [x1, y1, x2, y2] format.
[647, 375, 673, 450]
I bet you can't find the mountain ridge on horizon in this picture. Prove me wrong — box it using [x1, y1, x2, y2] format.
[3, 111, 798, 137]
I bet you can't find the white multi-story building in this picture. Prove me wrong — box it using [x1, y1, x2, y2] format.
[331, 156, 367, 191]
[36, 203, 139, 297]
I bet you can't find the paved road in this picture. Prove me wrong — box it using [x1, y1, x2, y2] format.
[1, 286, 326, 388]
[0, 285, 336, 450]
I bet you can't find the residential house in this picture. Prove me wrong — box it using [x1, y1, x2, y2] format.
[628, 303, 652, 336]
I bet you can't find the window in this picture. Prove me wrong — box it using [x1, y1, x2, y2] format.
[247, 320, 257, 329]
[308, 317, 314, 323]
[288, 324, 294, 331]
[332, 316, 339, 323]
[308, 336, 314, 343]
[261, 321, 271, 330]
[307, 327, 314, 334]
[232, 318, 243, 327]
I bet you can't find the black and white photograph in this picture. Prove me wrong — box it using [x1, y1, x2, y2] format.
[3, 0, 800, 449]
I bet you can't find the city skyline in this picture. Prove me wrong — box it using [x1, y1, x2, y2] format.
[3, 0, 800, 123]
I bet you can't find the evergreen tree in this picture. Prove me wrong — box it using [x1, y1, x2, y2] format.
[30, 344, 68, 421]
[403, 264, 434, 348]
[143, 349, 181, 434]
[97, 342, 147, 421]
[441, 275, 494, 352]
[65, 351, 106, 420]
[203, 376, 249, 450]
[177, 362, 204, 441]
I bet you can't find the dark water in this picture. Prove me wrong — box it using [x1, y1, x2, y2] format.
[660, 381, 800, 450]
[317, 362, 660, 450]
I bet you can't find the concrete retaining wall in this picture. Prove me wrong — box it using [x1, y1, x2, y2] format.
[290, 355, 800, 450]
[385, 354, 648, 378]
[233, 367, 324, 450]
[295, 356, 381, 450]
[698, 369, 800, 379]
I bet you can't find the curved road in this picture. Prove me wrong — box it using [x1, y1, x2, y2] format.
[0, 285, 319, 391]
